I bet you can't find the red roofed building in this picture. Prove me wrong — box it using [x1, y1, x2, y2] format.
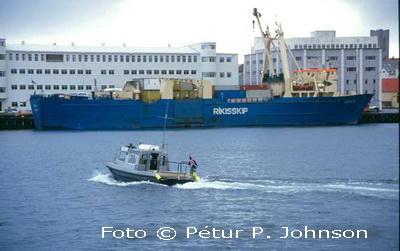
[382, 78, 399, 108]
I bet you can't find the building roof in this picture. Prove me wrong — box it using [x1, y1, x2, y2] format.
[6, 43, 199, 54]
[382, 78, 399, 92]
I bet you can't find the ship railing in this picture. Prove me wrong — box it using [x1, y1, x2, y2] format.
[165, 160, 192, 174]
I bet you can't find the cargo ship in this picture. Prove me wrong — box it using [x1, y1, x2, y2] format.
[29, 9, 372, 130]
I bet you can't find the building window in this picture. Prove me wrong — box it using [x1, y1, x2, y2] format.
[147, 70, 152, 75]
[28, 85, 34, 90]
[346, 56, 356, 60]
[202, 57, 216, 62]
[70, 69, 75, 74]
[139, 70, 144, 75]
[70, 85, 76, 90]
[90, 55, 94, 62]
[165, 55, 169, 63]
[191, 70, 196, 75]
[78, 55, 82, 62]
[126, 55, 130, 62]
[11, 85, 17, 90]
[226, 57, 232, 63]
[34, 54, 38, 61]
[11, 69, 17, 74]
[62, 85, 68, 90]
[84, 55, 88, 62]
[143, 55, 147, 62]
[220, 57, 225, 63]
[171, 56, 175, 62]
[0, 87, 5, 93]
[366, 56, 376, 60]
[53, 69, 59, 74]
[16, 54, 19, 61]
[220, 72, 225, 78]
[154, 70, 159, 74]
[21, 54, 25, 61]
[36, 69, 42, 74]
[109, 85, 115, 88]
[101, 70, 106, 75]
[46, 54, 63, 62]
[86, 85, 92, 90]
[97, 55, 100, 62]
[61, 69, 67, 74]
[45, 69, 51, 74]
[78, 70, 83, 74]
[137, 55, 141, 63]
[202, 72, 216, 78]
[109, 70, 114, 75]
[108, 55, 112, 62]
[100, 85, 106, 90]
[53, 85, 59, 90]
[37, 85, 43, 90]
[78, 85, 84, 90]
[85, 70, 91, 75]
[365, 67, 376, 71]
[296, 57, 302, 61]
[0, 71, 5, 77]
[28, 69, 34, 74]
[328, 56, 338, 61]
[176, 70, 181, 75]
[131, 70, 137, 75]
[19, 69, 26, 74]
[169, 70, 174, 75]
[120, 55, 124, 62]
[149, 55, 153, 62]
[72, 55, 76, 62]
[45, 85, 51, 90]
[9, 53, 13, 60]
[346, 67, 356, 72]
[227, 72, 232, 78]
[102, 55, 106, 62]
[114, 55, 118, 62]
[124, 70, 129, 75]
[183, 70, 189, 75]
[177, 56, 180, 62]
[131, 55, 135, 62]
[11, 102, 18, 107]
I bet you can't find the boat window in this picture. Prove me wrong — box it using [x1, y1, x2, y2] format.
[128, 154, 137, 164]
[140, 154, 149, 164]
[117, 151, 127, 161]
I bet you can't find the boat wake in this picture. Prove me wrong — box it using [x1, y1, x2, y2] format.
[175, 179, 399, 200]
[88, 172, 166, 187]
[88, 172, 398, 200]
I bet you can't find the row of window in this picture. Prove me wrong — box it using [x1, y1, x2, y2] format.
[8, 52, 234, 64]
[9, 68, 198, 76]
[246, 66, 376, 75]
[345, 79, 377, 84]
[247, 55, 376, 65]
[293, 43, 377, 50]
[346, 67, 376, 72]
[8, 68, 233, 77]
[11, 84, 93, 91]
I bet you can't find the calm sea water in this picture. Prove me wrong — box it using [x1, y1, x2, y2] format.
[0, 124, 398, 250]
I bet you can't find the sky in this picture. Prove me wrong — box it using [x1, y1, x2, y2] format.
[0, 0, 398, 63]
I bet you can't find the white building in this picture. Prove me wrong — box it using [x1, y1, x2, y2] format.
[0, 39, 238, 110]
[244, 31, 382, 106]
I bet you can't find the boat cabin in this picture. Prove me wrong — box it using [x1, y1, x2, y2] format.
[114, 144, 170, 172]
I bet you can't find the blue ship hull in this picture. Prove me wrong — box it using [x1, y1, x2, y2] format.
[30, 94, 372, 129]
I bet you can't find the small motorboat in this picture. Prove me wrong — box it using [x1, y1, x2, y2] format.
[106, 143, 200, 186]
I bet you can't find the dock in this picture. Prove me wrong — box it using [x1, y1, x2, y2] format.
[358, 112, 399, 124]
[0, 115, 35, 130]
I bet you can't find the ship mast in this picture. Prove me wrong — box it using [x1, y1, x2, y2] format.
[252, 8, 274, 84]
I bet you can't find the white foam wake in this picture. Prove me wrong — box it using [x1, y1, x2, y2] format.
[88, 172, 163, 187]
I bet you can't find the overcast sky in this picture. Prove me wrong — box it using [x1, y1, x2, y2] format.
[0, 0, 398, 63]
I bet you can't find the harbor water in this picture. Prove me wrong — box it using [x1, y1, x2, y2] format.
[0, 124, 398, 250]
